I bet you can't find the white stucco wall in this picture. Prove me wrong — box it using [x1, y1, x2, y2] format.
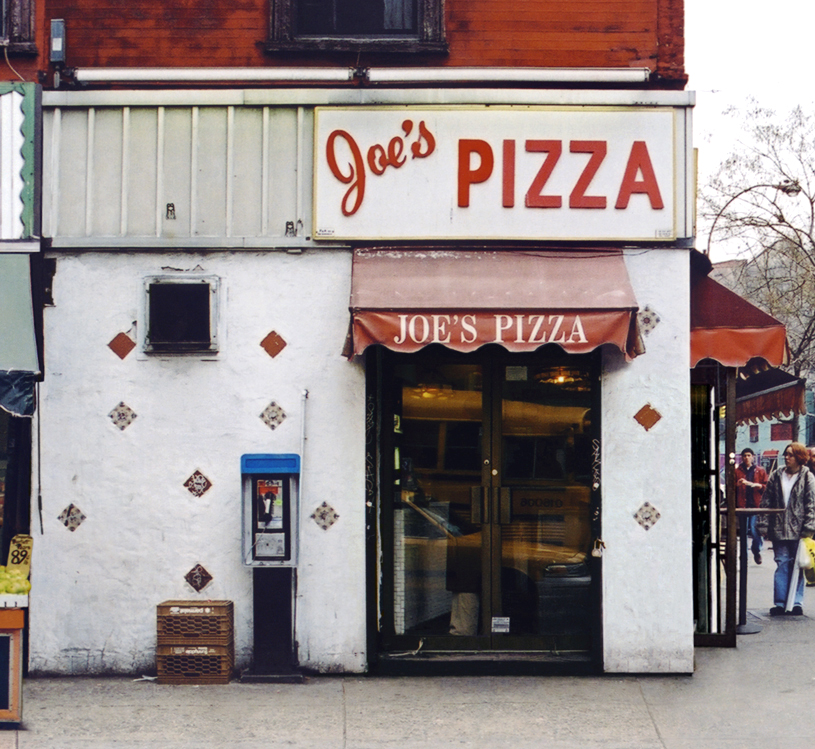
[35, 92, 697, 676]
[601, 248, 694, 673]
[31, 249, 367, 674]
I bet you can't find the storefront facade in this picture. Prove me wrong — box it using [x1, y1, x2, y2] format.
[0, 82, 41, 582]
[33, 85, 695, 674]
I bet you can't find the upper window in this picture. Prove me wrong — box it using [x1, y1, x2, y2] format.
[297, 0, 415, 36]
[2, 0, 36, 53]
[144, 277, 220, 355]
[268, 0, 446, 53]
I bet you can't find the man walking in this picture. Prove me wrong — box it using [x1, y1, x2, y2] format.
[736, 448, 768, 564]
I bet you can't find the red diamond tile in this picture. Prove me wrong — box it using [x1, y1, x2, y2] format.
[108, 332, 136, 360]
[634, 404, 662, 431]
[260, 331, 287, 358]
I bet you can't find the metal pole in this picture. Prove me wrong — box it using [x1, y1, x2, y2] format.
[736, 512, 761, 634]
[724, 368, 738, 644]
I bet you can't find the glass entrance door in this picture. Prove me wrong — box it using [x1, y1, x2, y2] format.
[382, 348, 598, 654]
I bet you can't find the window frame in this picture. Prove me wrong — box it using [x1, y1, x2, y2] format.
[267, 0, 447, 54]
[142, 275, 221, 356]
[2, 0, 36, 55]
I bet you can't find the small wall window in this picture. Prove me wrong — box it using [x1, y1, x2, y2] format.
[144, 277, 219, 354]
[770, 422, 793, 442]
[749, 424, 759, 443]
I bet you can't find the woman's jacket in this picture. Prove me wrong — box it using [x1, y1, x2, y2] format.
[757, 465, 815, 541]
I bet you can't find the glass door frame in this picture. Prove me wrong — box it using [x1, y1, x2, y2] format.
[370, 344, 603, 659]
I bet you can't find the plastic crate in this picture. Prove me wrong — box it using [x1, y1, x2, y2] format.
[157, 601, 233, 645]
[156, 643, 234, 685]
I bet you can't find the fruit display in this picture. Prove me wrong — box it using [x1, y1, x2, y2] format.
[0, 568, 30, 596]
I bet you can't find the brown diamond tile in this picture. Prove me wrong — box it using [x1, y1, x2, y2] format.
[108, 332, 136, 360]
[184, 470, 213, 497]
[633, 404, 662, 431]
[260, 331, 287, 358]
[184, 564, 213, 592]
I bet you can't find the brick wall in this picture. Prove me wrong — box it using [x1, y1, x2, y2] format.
[43, 0, 685, 85]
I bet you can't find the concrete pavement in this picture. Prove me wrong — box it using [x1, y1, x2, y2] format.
[3, 552, 811, 749]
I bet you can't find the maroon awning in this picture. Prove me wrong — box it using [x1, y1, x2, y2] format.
[736, 368, 806, 424]
[690, 274, 787, 368]
[348, 248, 643, 359]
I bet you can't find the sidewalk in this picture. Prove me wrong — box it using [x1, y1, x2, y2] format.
[3, 553, 810, 749]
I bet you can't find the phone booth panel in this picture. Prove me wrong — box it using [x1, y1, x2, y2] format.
[240, 455, 303, 680]
[241, 454, 300, 567]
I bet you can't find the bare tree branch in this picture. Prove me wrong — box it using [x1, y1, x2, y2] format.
[704, 104, 815, 386]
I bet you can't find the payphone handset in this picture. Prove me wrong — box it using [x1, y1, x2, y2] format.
[241, 454, 300, 567]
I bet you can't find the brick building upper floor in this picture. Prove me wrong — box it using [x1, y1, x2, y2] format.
[0, 0, 686, 88]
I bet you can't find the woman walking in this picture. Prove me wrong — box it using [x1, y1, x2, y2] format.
[758, 442, 815, 616]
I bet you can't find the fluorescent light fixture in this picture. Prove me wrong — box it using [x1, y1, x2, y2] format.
[365, 67, 651, 84]
[74, 67, 356, 83]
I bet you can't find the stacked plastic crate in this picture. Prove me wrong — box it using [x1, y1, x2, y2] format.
[156, 601, 234, 684]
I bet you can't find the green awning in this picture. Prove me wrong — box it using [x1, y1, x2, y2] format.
[0, 253, 39, 416]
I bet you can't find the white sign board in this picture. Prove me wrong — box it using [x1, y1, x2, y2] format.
[0, 91, 26, 241]
[313, 106, 680, 242]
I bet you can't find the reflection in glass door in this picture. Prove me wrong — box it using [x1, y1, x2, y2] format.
[385, 350, 598, 653]
[496, 362, 594, 650]
[392, 361, 485, 642]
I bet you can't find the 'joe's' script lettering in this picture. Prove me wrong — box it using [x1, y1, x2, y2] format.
[326, 120, 436, 216]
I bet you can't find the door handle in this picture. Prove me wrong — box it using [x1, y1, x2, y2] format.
[497, 487, 511, 524]
[470, 486, 489, 524]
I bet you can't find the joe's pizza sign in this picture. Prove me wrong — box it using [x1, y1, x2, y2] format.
[313, 106, 685, 242]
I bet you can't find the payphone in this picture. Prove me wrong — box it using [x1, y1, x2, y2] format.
[241, 454, 299, 567]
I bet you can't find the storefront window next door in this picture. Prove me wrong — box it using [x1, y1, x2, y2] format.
[376, 346, 601, 657]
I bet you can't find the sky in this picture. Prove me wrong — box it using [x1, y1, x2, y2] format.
[684, 0, 815, 260]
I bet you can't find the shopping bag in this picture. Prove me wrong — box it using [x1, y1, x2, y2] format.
[798, 538, 814, 569]
[803, 538, 815, 585]
[803, 537, 815, 567]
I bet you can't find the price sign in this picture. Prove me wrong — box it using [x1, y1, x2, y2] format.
[7, 535, 32, 578]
